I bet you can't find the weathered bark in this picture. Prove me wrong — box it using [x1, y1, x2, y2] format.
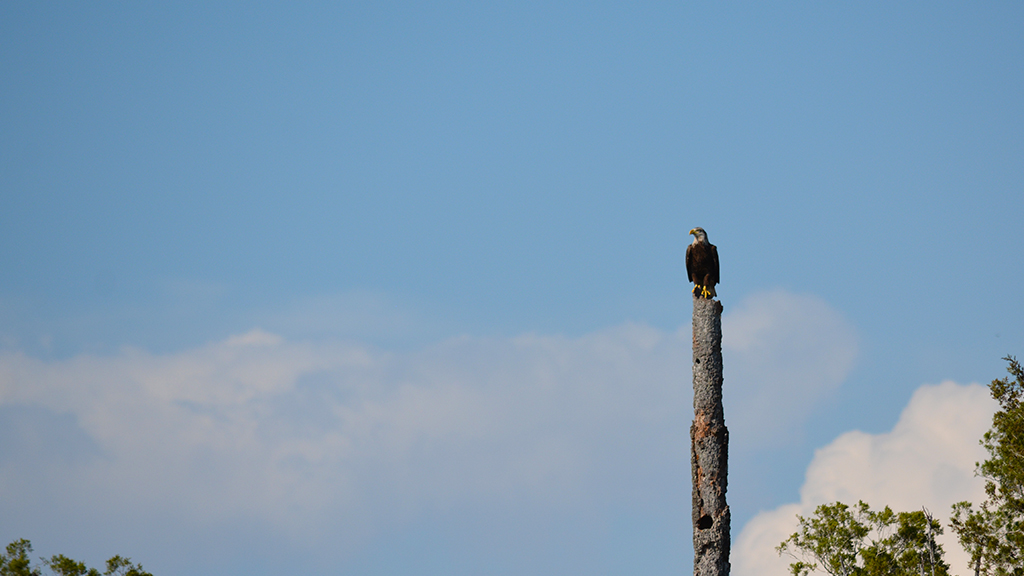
[692, 295, 730, 576]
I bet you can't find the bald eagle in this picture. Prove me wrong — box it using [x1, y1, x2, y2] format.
[686, 227, 719, 299]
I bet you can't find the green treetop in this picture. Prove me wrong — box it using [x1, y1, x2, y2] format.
[951, 355, 1024, 576]
[0, 540, 151, 576]
[777, 500, 949, 576]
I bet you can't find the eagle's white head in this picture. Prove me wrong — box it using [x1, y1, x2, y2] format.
[689, 227, 708, 244]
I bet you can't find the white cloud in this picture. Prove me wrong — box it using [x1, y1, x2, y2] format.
[723, 290, 859, 447]
[0, 324, 689, 541]
[734, 381, 997, 576]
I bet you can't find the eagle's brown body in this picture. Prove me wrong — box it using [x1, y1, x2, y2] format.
[686, 227, 719, 299]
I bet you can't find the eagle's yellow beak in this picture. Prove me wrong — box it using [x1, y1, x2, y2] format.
[689, 228, 697, 236]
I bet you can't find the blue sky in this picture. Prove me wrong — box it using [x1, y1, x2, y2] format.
[1, 2, 1022, 575]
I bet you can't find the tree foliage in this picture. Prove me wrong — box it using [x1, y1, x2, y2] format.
[0, 541, 150, 576]
[950, 355, 1024, 576]
[777, 501, 949, 576]
[0, 540, 41, 576]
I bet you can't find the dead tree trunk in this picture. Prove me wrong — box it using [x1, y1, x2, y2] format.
[691, 295, 730, 576]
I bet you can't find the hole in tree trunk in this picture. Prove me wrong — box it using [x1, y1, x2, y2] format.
[698, 514, 713, 530]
